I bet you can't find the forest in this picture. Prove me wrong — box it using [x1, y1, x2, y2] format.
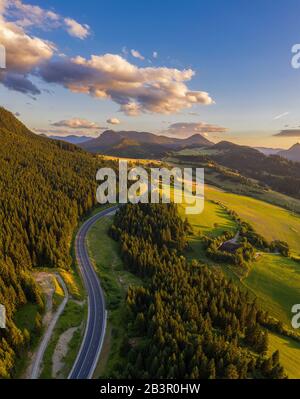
[0, 107, 116, 377]
[109, 203, 286, 379]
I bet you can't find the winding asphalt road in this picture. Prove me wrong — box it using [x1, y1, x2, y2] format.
[68, 206, 118, 379]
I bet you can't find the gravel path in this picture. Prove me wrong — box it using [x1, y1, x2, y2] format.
[31, 274, 68, 379]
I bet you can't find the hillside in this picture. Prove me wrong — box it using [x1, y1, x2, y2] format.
[105, 203, 286, 379]
[171, 184, 300, 378]
[0, 108, 112, 378]
[278, 143, 300, 162]
[79, 130, 213, 158]
[173, 141, 300, 199]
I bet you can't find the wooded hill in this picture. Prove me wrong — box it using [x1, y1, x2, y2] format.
[174, 141, 300, 199]
[109, 203, 286, 379]
[0, 108, 113, 377]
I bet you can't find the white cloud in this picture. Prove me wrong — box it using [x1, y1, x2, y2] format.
[166, 122, 227, 137]
[273, 111, 290, 120]
[52, 118, 100, 129]
[0, 2, 215, 116]
[64, 18, 90, 39]
[0, 19, 54, 73]
[0, 0, 7, 15]
[153, 51, 158, 59]
[107, 118, 121, 125]
[39, 54, 214, 115]
[0, 1, 91, 93]
[0, 11, 54, 94]
[2, 1, 89, 39]
[131, 49, 145, 60]
[5, 0, 60, 29]
[120, 102, 141, 116]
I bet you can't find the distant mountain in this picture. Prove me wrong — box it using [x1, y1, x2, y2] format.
[79, 130, 213, 158]
[255, 147, 283, 156]
[49, 135, 92, 144]
[278, 143, 300, 162]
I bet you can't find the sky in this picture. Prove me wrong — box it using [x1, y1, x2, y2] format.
[1, 0, 300, 148]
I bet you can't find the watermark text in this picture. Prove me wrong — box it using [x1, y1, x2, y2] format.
[96, 161, 204, 215]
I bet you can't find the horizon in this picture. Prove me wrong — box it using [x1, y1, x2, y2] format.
[27, 120, 300, 150]
[2, 0, 300, 149]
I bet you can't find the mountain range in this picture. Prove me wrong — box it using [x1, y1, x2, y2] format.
[78, 130, 213, 158]
[47, 130, 300, 163]
[256, 144, 300, 162]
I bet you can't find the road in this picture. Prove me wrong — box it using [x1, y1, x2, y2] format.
[31, 274, 69, 379]
[68, 206, 118, 379]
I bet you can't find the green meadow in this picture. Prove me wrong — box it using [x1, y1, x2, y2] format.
[244, 254, 300, 326]
[177, 195, 237, 261]
[205, 185, 300, 256]
[268, 332, 300, 379]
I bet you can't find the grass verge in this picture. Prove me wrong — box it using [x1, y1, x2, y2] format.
[87, 215, 142, 377]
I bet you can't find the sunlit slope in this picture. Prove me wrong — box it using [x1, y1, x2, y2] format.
[268, 333, 300, 379]
[173, 183, 300, 379]
[178, 199, 236, 237]
[205, 185, 300, 256]
[244, 254, 300, 326]
[164, 184, 237, 238]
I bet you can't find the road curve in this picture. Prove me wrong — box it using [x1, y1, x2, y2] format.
[68, 206, 118, 379]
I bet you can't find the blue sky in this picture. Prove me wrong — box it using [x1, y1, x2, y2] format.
[1, 0, 300, 148]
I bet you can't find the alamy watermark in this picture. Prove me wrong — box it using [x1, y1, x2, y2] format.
[0, 304, 6, 329]
[96, 161, 204, 215]
[291, 304, 300, 329]
[0, 44, 6, 69]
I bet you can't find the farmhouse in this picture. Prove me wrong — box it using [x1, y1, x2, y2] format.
[219, 241, 241, 253]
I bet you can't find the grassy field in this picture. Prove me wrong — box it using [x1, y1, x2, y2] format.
[179, 198, 236, 238]
[99, 154, 163, 166]
[205, 185, 300, 256]
[166, 157, 300, 214]
[176, 194, 237, 261]
[87, 215, 142, 377]
[268, 332, 300, 379]
[243, 254, 300, 326]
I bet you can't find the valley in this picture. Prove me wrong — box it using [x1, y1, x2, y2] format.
[1, 108, 300, 380]
[3, 0, 300, 387]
